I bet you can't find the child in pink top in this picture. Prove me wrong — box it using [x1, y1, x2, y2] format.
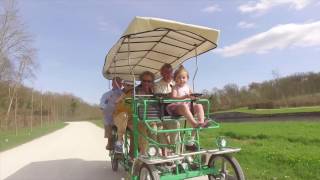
[167, 66, 209, 128]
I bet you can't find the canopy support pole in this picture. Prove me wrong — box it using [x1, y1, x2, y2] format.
[192, 46, 199, 92]
[126, 35, 136, 96]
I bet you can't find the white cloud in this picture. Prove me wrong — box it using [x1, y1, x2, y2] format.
[238, 21, 256, 29]
[239, 0, 312, 13]
[216, 21, 320, 57]
[202, 5, 221, 13]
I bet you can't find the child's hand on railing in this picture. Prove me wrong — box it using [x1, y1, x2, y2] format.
[189, 95, 198, 100]
[183, 94, 191, 99]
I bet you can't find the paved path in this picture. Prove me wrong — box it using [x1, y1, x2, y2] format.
[0, 121, 206, 180]
[0, 122, 126, 180]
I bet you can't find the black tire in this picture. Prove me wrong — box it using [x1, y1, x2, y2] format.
[111, 157, 118, 171]
[208, 154, 245, 180]
[123, 129, 132, 171]
[110, 126, 118, 171]
[139, 164, 160, 180]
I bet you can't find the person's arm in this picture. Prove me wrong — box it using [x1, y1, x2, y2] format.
[170, 88, 189, 100]
[99, 93, 107, 110]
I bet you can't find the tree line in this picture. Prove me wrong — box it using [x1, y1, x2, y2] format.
[203, 72, 320, 111]
[0, 0, 101, 132]
[0, 81, 101, 131]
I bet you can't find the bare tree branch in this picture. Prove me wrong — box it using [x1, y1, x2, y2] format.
[0, 0, 38, 129]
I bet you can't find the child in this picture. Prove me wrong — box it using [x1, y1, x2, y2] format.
[167, 66, 209, 151]
[99, 77, 123, 150]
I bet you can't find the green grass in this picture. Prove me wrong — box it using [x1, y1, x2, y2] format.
[214, 106, 320, 115]
[0, 121, 67, 152]
[88, 119, 320, 179]
[200, 121, 320, 180]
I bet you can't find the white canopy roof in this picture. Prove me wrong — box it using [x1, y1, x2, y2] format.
[103, 16, 220, 81]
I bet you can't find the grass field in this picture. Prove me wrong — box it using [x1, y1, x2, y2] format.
[200, 121, 320, 180]
[215, 106, 320, 115]
[90, 119, 320, 179]
[0, 121, 67, 152]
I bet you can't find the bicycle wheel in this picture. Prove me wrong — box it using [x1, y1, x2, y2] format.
[110, 126, 118, 171]
[111, 157, 118, 171]
[208, 154, 245, 180]
[139, 164, 160, 180]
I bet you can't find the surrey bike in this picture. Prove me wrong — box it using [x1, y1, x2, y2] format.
[103, 16, 245, 180]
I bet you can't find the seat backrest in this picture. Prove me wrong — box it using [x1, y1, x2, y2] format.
[138, 105, 160, 120]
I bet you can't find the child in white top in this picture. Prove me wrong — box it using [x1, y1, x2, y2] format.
[167, 66, 209, 151]
[167, 66, 209, 128]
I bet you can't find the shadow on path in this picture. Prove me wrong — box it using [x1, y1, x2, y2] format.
[5, 159, 126, 180]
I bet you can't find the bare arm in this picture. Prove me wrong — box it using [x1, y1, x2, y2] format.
[170, 89, 190, 99]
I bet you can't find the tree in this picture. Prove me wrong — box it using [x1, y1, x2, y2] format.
[223, 84, 240, 108]
[0, 0, 37, 129]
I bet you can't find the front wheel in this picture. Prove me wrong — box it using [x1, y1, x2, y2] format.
[208, 154, 245, 180]
[139, 164, 160, 180]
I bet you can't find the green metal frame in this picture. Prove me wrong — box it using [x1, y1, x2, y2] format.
[121, 96, 222, 180]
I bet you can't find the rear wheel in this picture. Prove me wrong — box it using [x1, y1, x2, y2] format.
[110, 126, 118, 171]
[139, 164, 160, 180]
[111, 157, 118, 171]
[208, 154, 245, 180]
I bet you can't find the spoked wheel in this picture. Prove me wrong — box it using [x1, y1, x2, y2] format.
[123, 129, 132, 171]
[110, 126, 118, 171]
[139, 164, 160, 180]
[208, 154, 245, 180]
[111, 157, 118, 171]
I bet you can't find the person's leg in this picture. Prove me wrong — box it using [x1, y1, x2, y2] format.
[153, 123, 167, 156]
[129, 131, 134, 159]
[165, 120, 180, 154]
[148, 122, 158, 142]
[113, 112, 128, 143]
[177, 105, 199, 152]
[194, 103, 210, 128]
[147, 122, 160, 154]
[104, 124, 113, 150]
[175, 104, 199, 148]
[157, 123, 174, 156]
[138, 123, 148, 155]
[126, 116, 135, 158]
[193, 104, 204, 124]
[176, 104, 198, 127]
[113, 112, 129, 153]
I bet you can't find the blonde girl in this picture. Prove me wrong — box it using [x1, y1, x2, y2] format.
[167, 66, 209, 128]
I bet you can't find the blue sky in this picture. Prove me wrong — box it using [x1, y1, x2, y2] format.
[19, 0, 320, 104]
